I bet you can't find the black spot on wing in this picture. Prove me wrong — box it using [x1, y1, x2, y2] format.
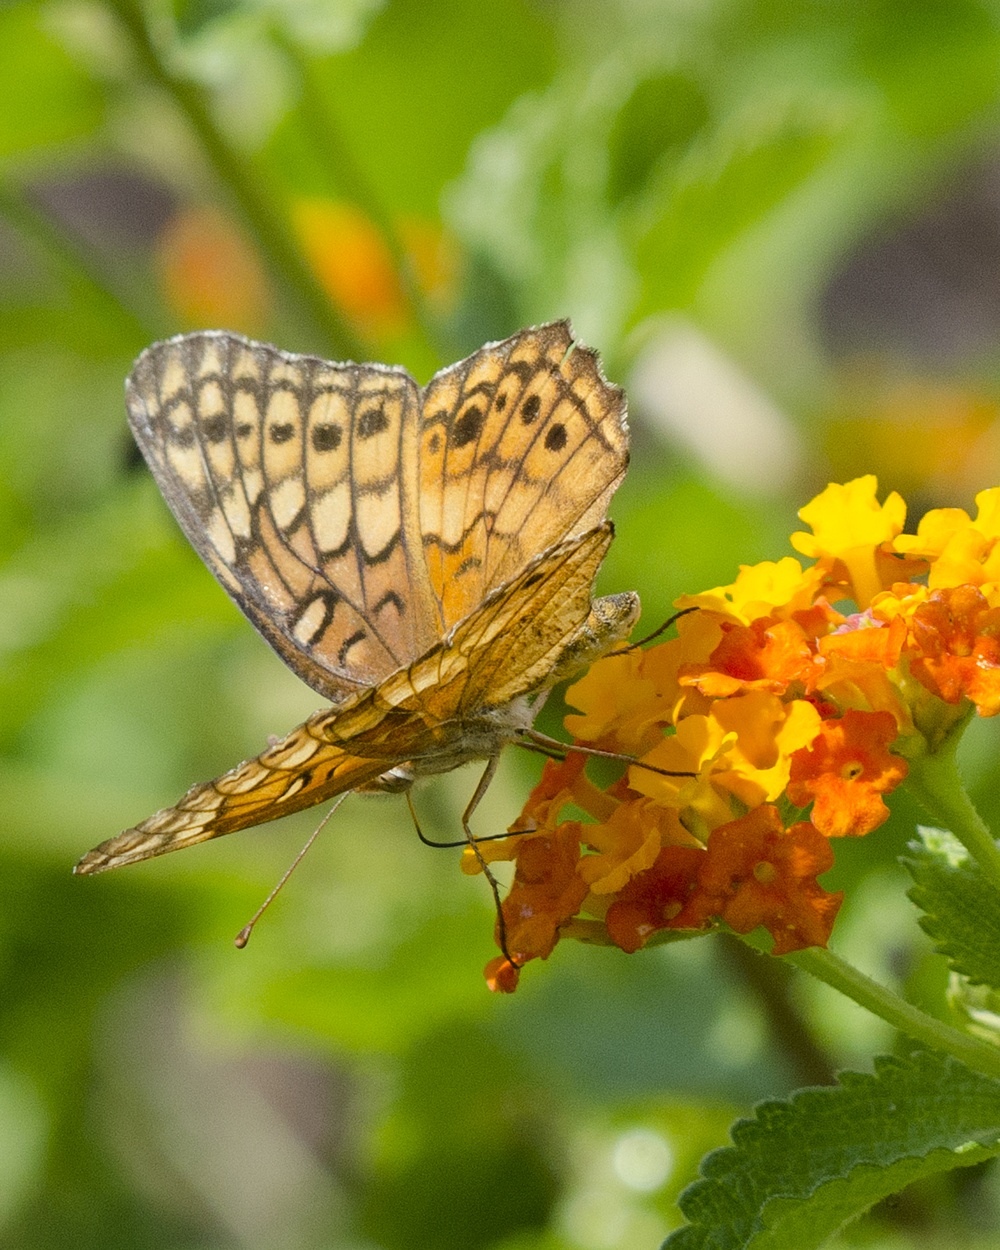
[312, 422, 342, 452]
[357, 406, 389, 439]
[269, 423, 295, 444]
[544, 422, 567, 452]
[203, 414, 229, 443]
[521, 394, 540, 424]
[452, 405, 484, 448]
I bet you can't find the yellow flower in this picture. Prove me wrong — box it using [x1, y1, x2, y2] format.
[709, 692, 823, 807]
[894, 488, 1000, 598]
[676, 557, 828, 624]
[630, 715, 739, 836]
[484, 475, 1000, 990]
[577, 800, 683, 895]
[791, 476, 907, 607]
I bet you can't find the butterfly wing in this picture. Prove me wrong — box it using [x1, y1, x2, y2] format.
[127, 324, 627, 696]
[126, 333, 441, 700]
[73, 704, 415, 872]
[394, 523, 620, 718]
[75, 526, 617, 873]
[82, 328, 632, 874]
[416, 321, 628, 630]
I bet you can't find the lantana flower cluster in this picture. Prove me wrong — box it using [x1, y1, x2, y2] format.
[472, 477, 1000, 992]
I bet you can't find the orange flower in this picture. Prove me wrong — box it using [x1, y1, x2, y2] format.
[485, 957, 521, 994]
[907, 586, 1000, 715]
[605, 845, 708, 953]
[578, 799, 692, 895]
[786, 709, 907, 836]
[819, 610, 907, 671]
[156, 204, 270, 334]
[496, 824, 589, 965]
[680, 807, 842, 955]
[565, 622, 712, 753]
[679, 615, 823, 698]
[480, 476, 1000, 989]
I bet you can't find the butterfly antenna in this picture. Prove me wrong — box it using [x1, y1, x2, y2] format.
[607, 606, 697, 656]
[517, 729, 694, 779]
[234, 792, 349, 948]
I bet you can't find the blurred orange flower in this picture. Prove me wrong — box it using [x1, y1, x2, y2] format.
[156, 203, 270, 334]
[292, 198, 459, 340]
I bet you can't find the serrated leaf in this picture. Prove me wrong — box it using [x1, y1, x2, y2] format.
[664, 1051, 1000, 1250]
[903, 826, 1000, 990]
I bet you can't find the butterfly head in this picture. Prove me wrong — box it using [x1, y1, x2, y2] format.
[588, 591, 642, 648]
[546, 591, 641, 690]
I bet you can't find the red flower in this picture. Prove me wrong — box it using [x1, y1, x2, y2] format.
[484, 957, 521, 993]
[497, 824, 589, 965]
[680, 806, 842, 955]
[604, 846, 708, 953]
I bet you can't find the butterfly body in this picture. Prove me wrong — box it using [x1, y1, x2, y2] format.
[76, 323, 635, 874]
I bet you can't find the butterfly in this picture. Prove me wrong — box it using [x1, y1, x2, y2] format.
[75, 321, 638, 876]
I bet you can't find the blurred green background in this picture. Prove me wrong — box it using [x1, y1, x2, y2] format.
[4, 0, 1000, 1245]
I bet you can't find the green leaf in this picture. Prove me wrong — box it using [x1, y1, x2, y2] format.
[635, 114, 836, 315]
[664, 1051, 1000, 1250]
[606, 72, 710, 207]
[903, 826, 1000, 990]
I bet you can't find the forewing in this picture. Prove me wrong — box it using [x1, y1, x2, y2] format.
[127, 333, 440, 699]
[417, 322, 628, 630]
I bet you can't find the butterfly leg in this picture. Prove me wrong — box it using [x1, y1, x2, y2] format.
[460, 757, 518, 968]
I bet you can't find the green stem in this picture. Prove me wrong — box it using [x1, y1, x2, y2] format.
[904, 739, 1000, 891]
[786, 945, 1000, 1081]
[106, 0, 365, 361]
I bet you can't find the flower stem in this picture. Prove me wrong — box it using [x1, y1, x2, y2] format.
[106, 0, 365, 361]
[904, 740, 1000, 891]
[786, 945, 1000, 1081]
